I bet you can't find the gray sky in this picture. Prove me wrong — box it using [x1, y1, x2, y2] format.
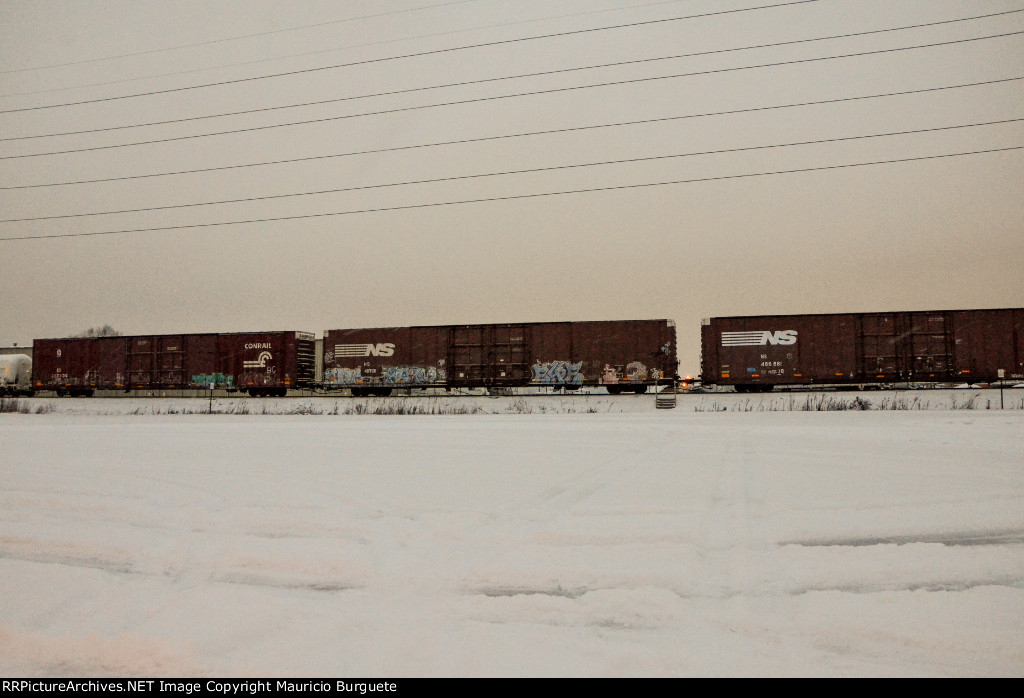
[2, 0, 1022, 375]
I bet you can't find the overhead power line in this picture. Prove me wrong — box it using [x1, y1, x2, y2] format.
[3, 119, 1019, 223]
[3, 76, 1019, 189]
[2, 146, 1018, 242]
[4, 30, 1020, 161]
[5, 9, 1018, 142]
[0, 0, 822, 113]
[0, 1, 481, 74]
[0, 1, 713, 96]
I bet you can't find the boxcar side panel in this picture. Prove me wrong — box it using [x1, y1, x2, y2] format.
[703, 314, 859, 388]
[94, 336, 128, 389]
[528, 323, 574, 386]
[569, 320, 675, 389]
[32, 338, 95, 391]
[323, 320, 676, 391]
[952, 309, 1024, 381]
[31, 339, 63, 390]
[703, 308, 1023, 388]
[32, 331, 312, 395]
[183, 334, 222, 388]
[323, 327, 447, 389]
[226, 332, 290, 391]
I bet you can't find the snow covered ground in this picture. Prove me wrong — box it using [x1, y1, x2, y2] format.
[1, 391, 1022, 677]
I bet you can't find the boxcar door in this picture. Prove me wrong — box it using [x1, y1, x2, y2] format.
[448, 326, 487, 386]
[907, 312, 953, 380]
[128, 336, 155, 389]
[859, 314, 902, 378]
[487, 325, 530, 385]
[157, 335, 185, 388]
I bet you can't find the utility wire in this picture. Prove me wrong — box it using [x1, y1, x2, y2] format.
[3, 119, 1018, 223]
[2, 146, 1018, 242]
[0, 0, 822, 113]
[0, 0, 699, 96]
[0, 1, 481, 74]
[3, 76, 1019, 189]
[5, 9, 1017, 142]
[4, 30, 1020, 161]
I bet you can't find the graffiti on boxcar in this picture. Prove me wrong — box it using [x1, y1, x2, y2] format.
[325, 366, 361, 384]
[626, 361, 648, 380]
[600, 361, 652, 384]
[532, 360, 584, 385]
[381, 365, 445, 385]
[191, 373, 234, 387]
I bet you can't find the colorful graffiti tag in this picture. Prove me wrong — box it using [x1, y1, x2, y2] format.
[381, 366, 445, 385]
[532, 360, 584, 385]
[191, 373, 234, 388]
[325, 365, 447, 385]
[324, 367, 361, 384]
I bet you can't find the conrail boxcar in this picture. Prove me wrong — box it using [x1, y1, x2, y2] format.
[32, 331, 316, 397]
[323, 319, 677, 396]
[700, 308, 1024, 392]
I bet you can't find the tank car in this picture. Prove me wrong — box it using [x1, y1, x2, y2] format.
[0, 354, 33, 396]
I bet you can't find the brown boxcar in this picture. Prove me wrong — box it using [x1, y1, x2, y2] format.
[323, 320, 677, 395]
[32, 331, 316, 396]
[700, 308, 1024, 391]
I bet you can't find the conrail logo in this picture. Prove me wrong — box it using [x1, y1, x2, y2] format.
[335, 343, 395, 358]
[243, 351, 272, 369]
[721, 330, 798, 347]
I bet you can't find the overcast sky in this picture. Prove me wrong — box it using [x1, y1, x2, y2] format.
[2, 0, 1022, 374]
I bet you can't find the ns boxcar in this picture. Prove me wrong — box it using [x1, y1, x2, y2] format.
[700, 308, 1024, 392]
[32, 331, 316, 396]
[323, 319, 677, 396]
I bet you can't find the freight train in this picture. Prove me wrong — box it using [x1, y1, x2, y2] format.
[27, 319, 677, 397]
[700, 308, 1024, 392]
[11, 308, 1023, 397]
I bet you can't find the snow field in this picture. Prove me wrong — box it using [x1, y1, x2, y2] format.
[1, 407, 1022, 676]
